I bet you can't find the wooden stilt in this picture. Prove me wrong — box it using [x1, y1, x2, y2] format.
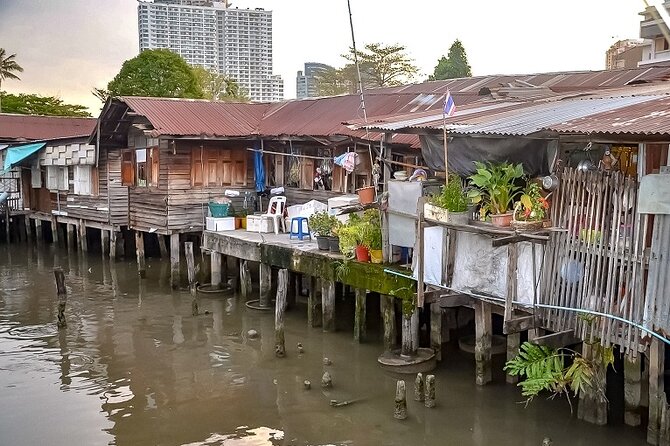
[157, 234, 168, 259]
[54, 268, 67, 328]
[24, 215, 32, 241]
[308, 276, 321, 328]
[4, 206, 10, 243]
[170, 233, 180, 289]
[274, 268, 288, 357]
[648, 338, 666, 444]
[79, 220, 87, 252]
[50, 216, 58, 245]
[394, 380, 407, 420]
[210, 251, 222, 290]
[287, 272, 297, 309]
[624, 355, 642, 427]
[185, 241, 198, 316]
[381, 294, 397, 352]
[354, 288, 367, 343]
[35, 218, 43, 245]
[240, 260, 252, 298]
[401, 307, 419, 357]
[430, 302, 442, 361]
[577, 343, 608, 426]
[101, 229, 109, 257]
[506, 332, 521, 384]
[135, 231, 146, 278]
[66, 223, 75, 249]
[321, 279, 335, 332]
[474, 300, 492, 385]
[109, 230, 117, 259]
[259, 263, 272, 308]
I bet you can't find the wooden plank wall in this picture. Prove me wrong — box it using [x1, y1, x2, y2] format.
[56, 148, 110, 224]
[107, 148, 129, 226]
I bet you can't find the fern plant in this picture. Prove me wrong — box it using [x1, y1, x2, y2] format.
[504, 341, 614, 412]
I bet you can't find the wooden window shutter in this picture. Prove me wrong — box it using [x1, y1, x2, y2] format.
[221, 149, 233, 186]
[150, 147, 160, 187]
[121, 150, 135, 186]
[192, 148, 203, 187]
[207, 149, 219, 187]
[274, 154, 284, 186]
[233, 150, 246, 186]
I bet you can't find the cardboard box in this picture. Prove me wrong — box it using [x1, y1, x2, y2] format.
[206, 216, 236, 232]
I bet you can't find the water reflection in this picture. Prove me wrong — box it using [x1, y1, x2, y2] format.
[0, 242, 650, 446]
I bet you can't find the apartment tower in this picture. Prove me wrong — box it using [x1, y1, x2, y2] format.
[138, 0, 283, 102]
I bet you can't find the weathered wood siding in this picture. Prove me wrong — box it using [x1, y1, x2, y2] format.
[107, 148, 129, 226]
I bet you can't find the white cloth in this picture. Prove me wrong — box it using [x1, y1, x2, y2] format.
[412, 226, 446, 286]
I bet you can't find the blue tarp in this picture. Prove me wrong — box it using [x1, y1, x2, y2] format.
[254, 142, 265, 193]
[2, 142, 46, 172]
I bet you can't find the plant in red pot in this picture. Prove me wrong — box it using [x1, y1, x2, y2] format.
[467, 161, 524, 227]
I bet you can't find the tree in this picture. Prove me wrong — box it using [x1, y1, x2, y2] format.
[0, 92, 90, 117]
[429, 39, 472, 81]
[192, 67, 248, 102]
[313, 66, 355, 96]
[343, 43, 418, 89]
[0, 48, 24, 113]
[106, 49, 203, 99]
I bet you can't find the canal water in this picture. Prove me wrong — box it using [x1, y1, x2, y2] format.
[0, 243, 647, 446]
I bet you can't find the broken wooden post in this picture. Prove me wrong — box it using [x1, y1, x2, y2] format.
[274, 268, 288, 357]
[135, 231, 146, 278]
[185, 241, 198, 316]
[425, 374, 436, 408]
[506, 332, 521, 384]
[109, 230, 117, 259]
[50, 217, 58, 245]
[259, 263, 272, 308]
[79, 220, 87, 252]
[308, 276, 322, 328]
[430, 302, 442, 361]
[157, 234, 168, 259]
[321, 371, 332, 388]
[54, 268, 67, 328]
[240, 260, 252, 298]
[170, 233, 180, 289]
[400, 307, 419, 358]
[321, 279, 335, 332]
[381, 294, 396, 352]
[648, 338, 666, 444]
[414, 373, 424, 401]
[210, 251, 222, 290]
[354, 288, 366, 343]
[394, 380, 407, 420]
[474, 300, 492, 385]
[624, 355, 642, 427]
[578, 342, 607, 426]
[101, 229, 109, 257]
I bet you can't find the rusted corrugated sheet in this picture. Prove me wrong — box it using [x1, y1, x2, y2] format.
[120, 96, 270, 138]
[0, 114, 96, 142]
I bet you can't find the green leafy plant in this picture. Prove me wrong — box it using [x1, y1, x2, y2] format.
[515, 182, 549, 222]
[467, 161, 524, 217]
[504, 341, 614, 412]
[430, 174, 469, 212]
[308, 211, 338, 237]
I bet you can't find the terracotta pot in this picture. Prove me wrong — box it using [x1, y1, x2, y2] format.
[316, 236, 330, 251]
[235, 217, 243, 229]
[356, 186, 376, 205]
[369, 249, 383, 264]
[490, 212, 513, 227]
[355, 244, 370, 262]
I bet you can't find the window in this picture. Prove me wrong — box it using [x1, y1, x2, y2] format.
[121, 150, 135, 186]
[191, 148, 246, 187]
[73, 165, 95, 196]
[46, 166, 68, 191]
[122, 147, 159, 187]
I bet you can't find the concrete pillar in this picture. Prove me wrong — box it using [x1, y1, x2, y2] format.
[308, 276, 321, 328]
[321, 279, 335, 332]
[170, 233, 180, 289]
[430, 302, 442, 361]
[506, 332, 521, 384]
[381, 294, 397, 352]
[211, 251, 222, 290]
[400, 306, 419, 358]
[474, 300, 492, 386]
[259, 263, 272, 308]
[624, 355, 642, 427]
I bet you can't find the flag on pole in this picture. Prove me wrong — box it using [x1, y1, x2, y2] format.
[443, 89, 456, 117]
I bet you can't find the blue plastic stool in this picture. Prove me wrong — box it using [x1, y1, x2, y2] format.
[289, 217, 311, 240]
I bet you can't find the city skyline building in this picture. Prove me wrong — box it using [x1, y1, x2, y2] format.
[296, 62, 333, 99]
[137, 0, 283, 102]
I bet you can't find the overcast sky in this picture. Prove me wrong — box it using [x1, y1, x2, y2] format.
[0, 0, 643, 115]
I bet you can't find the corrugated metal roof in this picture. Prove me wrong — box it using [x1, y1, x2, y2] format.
[0, 114, 96, 142]
[120, 96, 269, 137]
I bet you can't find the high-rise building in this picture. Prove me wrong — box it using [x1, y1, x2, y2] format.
[605, 39, 645, 70]
[296, 62, 333, 99]
[138, 0, 283, 102]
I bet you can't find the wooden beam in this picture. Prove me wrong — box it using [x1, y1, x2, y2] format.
[503, 315, 538, 334]
[533, 330, 580, 349]
[438, 293, 471, 308]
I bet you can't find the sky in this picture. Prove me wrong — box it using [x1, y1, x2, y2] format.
[0, 0, 644, 115]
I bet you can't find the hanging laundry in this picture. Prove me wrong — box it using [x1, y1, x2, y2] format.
[334, 152, 357, 173]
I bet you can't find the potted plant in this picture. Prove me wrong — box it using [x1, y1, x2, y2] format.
[467, 161, 524, 227]
[337, 213, 369, 261]
[309, 211, 337, 251]
[424, 174, 470, 224]
[329, 221, 342, 252]
[235, 208, 248, 230]
[361, 209, 383, 263]
[511, 182, 549, 232]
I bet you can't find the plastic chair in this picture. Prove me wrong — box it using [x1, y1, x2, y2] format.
[289, 217, 311, 240]
[263, 196, 287, 234]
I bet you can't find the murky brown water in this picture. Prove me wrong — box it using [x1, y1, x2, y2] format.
[0, 243, 648, 446]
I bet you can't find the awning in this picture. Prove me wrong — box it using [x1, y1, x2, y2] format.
[2, 142, 46, 172]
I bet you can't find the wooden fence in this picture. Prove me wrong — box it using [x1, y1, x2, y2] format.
[540, 168, 648, 354]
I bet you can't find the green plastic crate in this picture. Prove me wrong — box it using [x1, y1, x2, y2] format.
[208, 202, 230, 218]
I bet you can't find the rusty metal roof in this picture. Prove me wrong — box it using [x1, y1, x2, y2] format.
[0, 113, 96, 143]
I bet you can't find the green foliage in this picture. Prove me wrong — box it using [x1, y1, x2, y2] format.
[504, 341, 615, 411]
[431, 174, 469, 212]
[467, 161, 524, 216]
[516, 182, 548, 222]
[0, 48, 23, 88]
[106, 49, 204, 99]
[335, 260, 351, 282]
[309, 211, 338, 237]
[429, 39, 472, 81]
[314, 66, 355, 96]
[192, 66, 248, 102]
[0, 91, 91, 117]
